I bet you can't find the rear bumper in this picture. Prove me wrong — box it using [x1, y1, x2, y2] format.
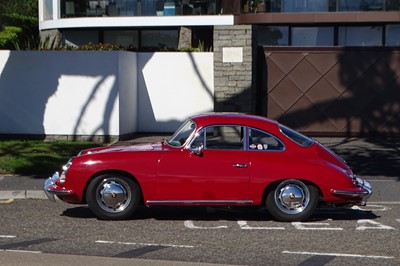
[332, 177, 372, 205]
[43, 172, 72, 202]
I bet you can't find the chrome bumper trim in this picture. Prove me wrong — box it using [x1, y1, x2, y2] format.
[332, 190, 370, 197]
[333, 177, 372, 205]
[43, 172, 71, 202]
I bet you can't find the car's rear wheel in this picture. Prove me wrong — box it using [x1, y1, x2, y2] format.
[266, 179, 318, 222]
[86, 174, 140, 220]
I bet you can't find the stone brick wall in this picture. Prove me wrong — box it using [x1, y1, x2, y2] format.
[213, 25, 256, 114]
[40, 29, 62, 49]
[178, 27, 192, 50]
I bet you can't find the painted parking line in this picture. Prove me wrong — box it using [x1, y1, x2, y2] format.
[0, 199, 14, 204]
[368, 201, 400, 204]
[0, 235, 16, 238]
[282, 251, 395, 260]
[0, 249, 42, 254]
[95, 240, 194, 249]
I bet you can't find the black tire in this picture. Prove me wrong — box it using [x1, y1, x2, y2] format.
[266, 179, 318, 222]
[86, 174, 140, 220]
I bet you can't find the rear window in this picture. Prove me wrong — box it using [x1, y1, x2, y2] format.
[279, 124, 314, 147]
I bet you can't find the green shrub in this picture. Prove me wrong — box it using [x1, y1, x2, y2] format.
[0, 26, 22, 49]
[0, 14, 39, 50]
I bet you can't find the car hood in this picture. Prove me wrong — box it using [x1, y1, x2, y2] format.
[79, 142, 164, 156]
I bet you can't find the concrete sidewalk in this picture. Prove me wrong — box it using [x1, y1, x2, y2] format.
[0, 136, 399, 200]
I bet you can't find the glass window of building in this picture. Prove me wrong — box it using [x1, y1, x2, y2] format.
[338, 26, 383, 46]
[104, 31, 139, 49]
[386, 24, 400, 46]
[291, 27, 334, 46]
[141, 30, 179, 50]
[258, 26, 289, 46]
[43, 0, 53, 20]
[386, 0, 400, 11]
[64, 31, 99, 47]
[338, 0, 384, 11]
[283, 0, 330, 12]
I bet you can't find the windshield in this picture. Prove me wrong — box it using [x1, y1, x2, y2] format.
[279, 124, 314, 148]
[167, 119, 197, 147]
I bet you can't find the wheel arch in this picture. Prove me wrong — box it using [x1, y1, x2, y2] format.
[82, 170, 144, 205]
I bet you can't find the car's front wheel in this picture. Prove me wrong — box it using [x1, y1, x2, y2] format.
[86, 174, 140, 220]
[266, 179, 318, 222]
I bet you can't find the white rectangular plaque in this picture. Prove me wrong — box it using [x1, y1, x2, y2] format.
[222, 47, 243, 63]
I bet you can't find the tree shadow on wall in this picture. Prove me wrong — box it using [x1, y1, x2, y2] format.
[0, 51, 121, 143]
[263, 47, 400, 179]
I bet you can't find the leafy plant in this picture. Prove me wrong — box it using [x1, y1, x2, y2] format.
[0, 13, 39, 50]
[0, 26, 21, 48]
[76, 42, 124, 51]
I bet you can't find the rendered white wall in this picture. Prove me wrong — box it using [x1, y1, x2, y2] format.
[0, 51, 135, 136]
[138, 52, 214, 132]
[119, 52, 138, 135]
[0, 51, 214, 136]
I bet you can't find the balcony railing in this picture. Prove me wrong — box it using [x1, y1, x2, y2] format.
[56, 0, 400, 19]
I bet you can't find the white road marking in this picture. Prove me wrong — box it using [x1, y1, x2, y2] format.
[0, 249, 42, 254]
[0, 235, 16, 238]
[95, 240, 194, 249]
[237, 221, 285, 230]
[356, 219, 396, 230]
[367, 180, 397, 182]
[352, 204, 391, 211]
[184, 220, 228, 229]
[282, 251, 394, 259]
[368, 202, 400, 204]
[292, 222, 343, 231]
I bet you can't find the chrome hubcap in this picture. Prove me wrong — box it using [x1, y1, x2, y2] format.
[97, 179, 131, 213]
[275, 181, 310, 215]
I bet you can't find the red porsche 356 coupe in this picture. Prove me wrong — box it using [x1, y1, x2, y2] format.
[44, 113, 372, 222]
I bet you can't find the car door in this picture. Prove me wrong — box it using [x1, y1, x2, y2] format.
[246, 127, 287, 200]
[155, 125, 250, 202]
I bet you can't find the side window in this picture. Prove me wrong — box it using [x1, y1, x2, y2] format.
[201, 125, 244, 150]
[248, 128, 285, 151]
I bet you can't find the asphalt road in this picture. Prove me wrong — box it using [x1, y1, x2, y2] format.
[0, 178, 399, 266]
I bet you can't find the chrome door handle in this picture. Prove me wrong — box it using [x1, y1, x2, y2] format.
[233, 163, 248, 168]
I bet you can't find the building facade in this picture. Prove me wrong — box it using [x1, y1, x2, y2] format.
[39, 0, 400, 136]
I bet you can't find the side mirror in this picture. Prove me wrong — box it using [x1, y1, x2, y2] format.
[190, 146, 203, 156]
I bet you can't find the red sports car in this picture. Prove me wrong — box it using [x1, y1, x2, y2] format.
[44, 113, 372, 222]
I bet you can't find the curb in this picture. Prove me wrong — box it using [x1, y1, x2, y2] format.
[0, 190, 48, 200]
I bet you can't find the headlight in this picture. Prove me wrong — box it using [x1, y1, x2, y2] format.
[59, 158, 73, 185]
[62, 159, 73, 171]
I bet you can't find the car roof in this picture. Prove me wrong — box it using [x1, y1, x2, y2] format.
[190, 113, 280, 130]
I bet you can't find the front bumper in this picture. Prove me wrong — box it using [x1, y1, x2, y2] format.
[332, 177, 373, 205]
[43, 172, 72, 202]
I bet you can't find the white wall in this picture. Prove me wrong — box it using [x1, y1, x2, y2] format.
[119, 52, 138, 135]
[0, 51, 214, 137]
[138, 52, 214, 132]
[0, 51, 135, 136]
